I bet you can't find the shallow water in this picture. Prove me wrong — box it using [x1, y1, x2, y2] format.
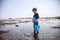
[0, 19, 60, 40]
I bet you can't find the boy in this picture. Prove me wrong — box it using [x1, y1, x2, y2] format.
[32, 8, 39, 34]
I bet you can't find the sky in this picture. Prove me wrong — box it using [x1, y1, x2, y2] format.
[0, 0, 60, 19]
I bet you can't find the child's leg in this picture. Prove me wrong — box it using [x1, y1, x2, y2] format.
[33, 22, 39, 34]
[34, 30, 39, 34]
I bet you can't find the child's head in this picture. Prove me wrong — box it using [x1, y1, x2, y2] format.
[32, 8, 37, 14]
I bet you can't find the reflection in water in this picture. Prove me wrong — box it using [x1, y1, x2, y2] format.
[33, 30, 39, 40]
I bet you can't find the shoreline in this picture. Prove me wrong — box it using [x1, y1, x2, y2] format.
[0, 18, 60, 26]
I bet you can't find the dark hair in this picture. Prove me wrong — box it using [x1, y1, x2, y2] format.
[32, 8, 37, 11]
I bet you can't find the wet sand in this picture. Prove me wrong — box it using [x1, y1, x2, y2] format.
[0, 19, 60, 40]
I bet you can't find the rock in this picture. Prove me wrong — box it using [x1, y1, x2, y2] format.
[15, 25, 19, 27]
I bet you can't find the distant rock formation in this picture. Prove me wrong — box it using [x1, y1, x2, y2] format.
[40, 16, 60, 19]
[55, 17, 60, 19]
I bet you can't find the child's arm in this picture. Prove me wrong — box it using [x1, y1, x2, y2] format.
[35, 13, 39, 22]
